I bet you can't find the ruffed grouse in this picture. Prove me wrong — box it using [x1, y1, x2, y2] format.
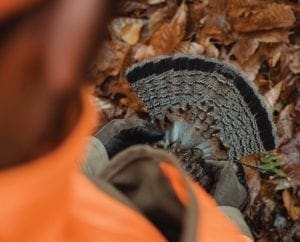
[126, 55, 277, 188]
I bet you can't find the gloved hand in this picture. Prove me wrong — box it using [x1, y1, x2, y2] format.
[204, 159, 248, 209]
[95, 119, 165, 158]
[203, 159, 253, 239]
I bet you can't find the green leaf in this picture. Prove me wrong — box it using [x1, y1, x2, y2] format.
[258, 152, 287, 178]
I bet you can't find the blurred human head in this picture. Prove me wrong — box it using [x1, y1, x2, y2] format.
[0, 0, 109, 167]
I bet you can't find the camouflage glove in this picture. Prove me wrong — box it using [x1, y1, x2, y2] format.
[204, 160, 253, 239]
[95, 119, 164, 158]
[204, 159, 248, 209]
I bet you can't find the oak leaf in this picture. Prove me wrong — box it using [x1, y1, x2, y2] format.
[264, 81, 283, 108]
[109, 18, 146, 45]
[133, 2, 187, 60]
[174, 41, 204, 55]
[231, 38, 259, 64]
[230, 3, 295, 33]
[92, 40, 130, 83]
[282, 189, 300, 220]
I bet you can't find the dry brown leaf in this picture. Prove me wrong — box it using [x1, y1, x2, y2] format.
[295, 98, 300, 126]
[109, 18, 145, 45]
[282, 221, 300, 242]
[95, 97, 141, 127]
[289, 47, 300, 74]
[271, 44, 293, 83]
[241, 154, 261, 205]
[230, 3, 295, 33]
[147, 4, 177, 39]
[134, 2, 188, 60]
[133, 44, 155, 61]
[277, 103, 294, 145]
[116, 1, 148, 17]
[121, 22, 144, 45]
[281, 132, 300, 187]
[219, 46, 230, 60]
[93, 40, 130, 83]
[239, 53, 261, 81]
[254, 74, 273, 93]
[186, 1, 205, 38]
[231, 31, 289, 66]
[226, 0, 261, 9]
[254, 30, 290, 44]
[281, 75, 299, 102]
[198, 0, 231, 44]
[147, 0, 165, 5]
[204, 40, 220, 58]
[149, 2, 188, 55]
[248, 171, 261, 206]
[264, 44, 283, 68]
[264, 81, 283, 108]
[282, 189, 300, 220]
[231, 38, 259, 64]
[278, 102, 300, 187]
[174, 41, 204, 55]
[109, 81, 144, 111]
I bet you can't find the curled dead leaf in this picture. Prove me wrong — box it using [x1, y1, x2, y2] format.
[282, 189, 300, 220]
[109, 18, 146, 45]
[231, 38, 259, 64]
[254, 74, 272, 93]
[147, 4, 177, 39]
[241, 154, 261, 205]
[116, 1, 148, 17]
[289, 47, 300, 74]
[133, 44, 155, 61]
[147, 0, 165, 5]
[186, 1, 205, 38]
[239, 53, 261, 81]
[276, 44, 294, 83]
[264, 44, 283, 68]
[198, 0, 231, 44]
[121, 22, 143, 45]
[264, 81, 283, 108]
[281, 75, 299, 102]
[109, 81, 144, 111]
[277, 102, 300, 187]
[149, 2, 188, 55]
[253, 30, 290, 44]
[281, 132, 300, 188]
[277, 103, 294, 145]
[202, 38, 219, 58]
[92, 40, 130, 84]
[230, 3, 295, 33]
[174, 41, 204, 55]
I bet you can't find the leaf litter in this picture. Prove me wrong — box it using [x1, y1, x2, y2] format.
[89, 1, 300, 241]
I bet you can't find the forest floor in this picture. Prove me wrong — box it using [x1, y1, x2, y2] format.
[89, 1, 300, 241]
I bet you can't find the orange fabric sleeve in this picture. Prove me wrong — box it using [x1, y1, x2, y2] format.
[0, 88, 167, 242]
[159, 162, 189, 206]
[0, 0, 39, 21]
[159, 161, 253, 242]
[191, 182, 252, 242]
